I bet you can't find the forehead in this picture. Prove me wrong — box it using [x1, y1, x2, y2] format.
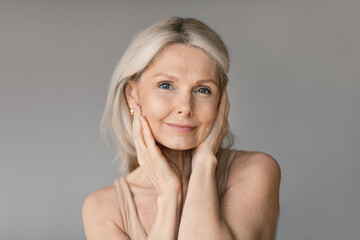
[141, 44, 218, 81]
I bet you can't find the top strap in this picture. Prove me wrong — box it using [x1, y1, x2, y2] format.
[114, 176, 147, 239]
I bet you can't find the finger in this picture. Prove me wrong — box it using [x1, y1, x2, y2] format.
[224, 90, 230, 115]
[136, 104, 150, 148]
[140, 115, 157, 150]
[132, 104, 141, 139]
[217, 89, 228, 117]
[139, 115, 178, 185]
[219, 90, 230, 120]
[223, 91, 230, 130]
[216, 89, 228, 124]
[224, 91, 230, 119]
[133, 107, 152, 168]
[132, 104, 146, 149]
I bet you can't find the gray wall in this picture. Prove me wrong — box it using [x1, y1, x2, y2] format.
[1, 0, 359, 239]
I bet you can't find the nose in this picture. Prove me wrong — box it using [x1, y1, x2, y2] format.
[175, 92, 193, 117]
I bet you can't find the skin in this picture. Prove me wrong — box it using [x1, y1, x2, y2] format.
[126, 44, 223, 195]
[82, 44, 281, 240]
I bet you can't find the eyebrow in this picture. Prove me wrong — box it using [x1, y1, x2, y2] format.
[153, 73, 219, 87]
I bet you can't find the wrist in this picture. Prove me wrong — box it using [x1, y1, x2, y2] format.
[158, 190, 183, 207]
[192, 154, 218, 170]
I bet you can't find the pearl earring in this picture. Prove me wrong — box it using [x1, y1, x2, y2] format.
[130, 108, 134, 115]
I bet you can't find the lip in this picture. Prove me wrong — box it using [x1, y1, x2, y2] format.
[165, 123, 196, 133]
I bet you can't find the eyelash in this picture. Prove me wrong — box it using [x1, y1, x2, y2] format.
[158, 82, 212, 94]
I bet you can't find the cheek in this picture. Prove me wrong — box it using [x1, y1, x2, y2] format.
[138, 94, 168, 127]
[196, 101, 218, 136]
[197, 99, 218, 123]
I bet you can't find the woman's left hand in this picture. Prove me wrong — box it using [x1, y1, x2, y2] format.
[191, 89, 230, 167]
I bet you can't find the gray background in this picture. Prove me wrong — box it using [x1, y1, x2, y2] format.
[1, 0, 359, 239]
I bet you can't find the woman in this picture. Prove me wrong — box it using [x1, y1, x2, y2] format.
[82, 17, 281, 240]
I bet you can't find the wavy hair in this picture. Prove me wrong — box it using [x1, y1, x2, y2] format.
[100, 17, 234, 173]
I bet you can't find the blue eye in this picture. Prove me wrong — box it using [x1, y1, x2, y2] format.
[197, 87, 211, 94]
[159, 82, 172, 90]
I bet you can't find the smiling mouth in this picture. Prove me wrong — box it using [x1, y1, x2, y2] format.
[165, 123, 196, 133]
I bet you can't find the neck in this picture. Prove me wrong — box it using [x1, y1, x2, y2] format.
[159, 145, 193, 184]
[134, 144, 193, 198]
[159, 145, 193, 200]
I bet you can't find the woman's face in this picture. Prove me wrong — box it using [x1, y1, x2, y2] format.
[130, 44, 220, 150]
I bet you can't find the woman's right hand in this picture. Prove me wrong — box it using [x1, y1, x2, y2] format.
[132, 104, 182, 197]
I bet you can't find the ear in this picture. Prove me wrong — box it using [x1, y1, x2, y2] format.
[124, 81, 139, 109]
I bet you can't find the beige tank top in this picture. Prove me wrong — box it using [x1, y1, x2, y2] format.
[114, 149, 237, 239]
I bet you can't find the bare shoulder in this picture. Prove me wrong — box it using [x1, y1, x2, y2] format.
[82, 182, 130, 240]
[221, 150, 281, 239]
[227, 150, 281, 188]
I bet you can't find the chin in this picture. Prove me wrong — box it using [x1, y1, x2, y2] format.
[156, 138, 197, 151]
[151, 127, 207, 151]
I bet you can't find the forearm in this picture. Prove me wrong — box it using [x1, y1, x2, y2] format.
[146, 192, 183, 240]
[178, 155, 234, 240]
